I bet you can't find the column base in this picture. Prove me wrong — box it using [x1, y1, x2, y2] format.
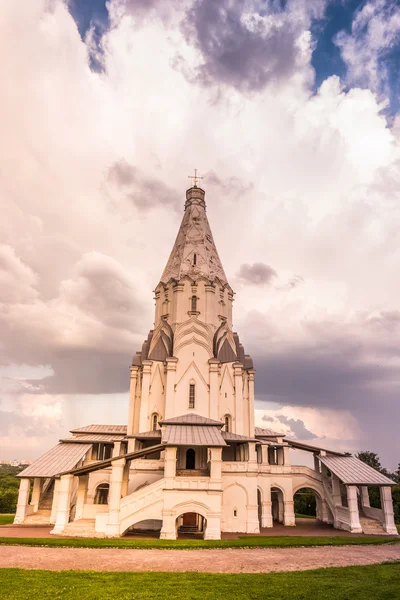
[261, 516, 273, 528]
[13, 516, 25, 525]
[50, 525, 65, 535]
[159, 530, 177, 540]
[204, 529, 221, 540]
[105, 524, 121, 537]
[384, 525, 399, 535]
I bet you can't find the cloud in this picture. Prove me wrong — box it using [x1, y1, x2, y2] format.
[179, 0, 326, 92]
[107, 160, 180, 210]
[334, 0, 400, 98]
[262, 414, 318, 440]
[237, 262, 277, 285]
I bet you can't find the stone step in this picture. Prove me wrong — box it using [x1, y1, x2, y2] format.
[60, 519, 103, 538]
[24, 510, 51, 524]
[359, 517, 386, 535]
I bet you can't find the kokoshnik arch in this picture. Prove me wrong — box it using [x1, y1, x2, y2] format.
[14, 183, 398, 539]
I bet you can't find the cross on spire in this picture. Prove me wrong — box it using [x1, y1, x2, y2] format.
[188, 168, 203, 188]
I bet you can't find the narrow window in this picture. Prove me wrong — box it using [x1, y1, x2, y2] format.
[152, 413, 158, 431]
[191, 295, 197, 311]
[233, 509, 237, 517]
[189, 383, 195, 409]
[193, 253, 197, 265]
[224, 415, 230, 432]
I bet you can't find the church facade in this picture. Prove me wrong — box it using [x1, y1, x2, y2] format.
[15, 185, 398, 538]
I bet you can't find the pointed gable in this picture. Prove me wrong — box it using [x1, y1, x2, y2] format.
[160, 187, 229, 286]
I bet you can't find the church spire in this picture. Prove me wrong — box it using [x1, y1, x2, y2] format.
[160, 185, 229, 286]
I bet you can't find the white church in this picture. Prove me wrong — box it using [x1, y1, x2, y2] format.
[15, 182, 398, 539]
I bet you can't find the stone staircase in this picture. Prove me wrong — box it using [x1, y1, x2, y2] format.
[23, 509, 51, 525]
[359, 515, 386, 535]
[59, 519, 103, 538]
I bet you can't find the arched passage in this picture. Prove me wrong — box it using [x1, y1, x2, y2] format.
[271, 487, 284, 524]
[293, 486, 332, 524]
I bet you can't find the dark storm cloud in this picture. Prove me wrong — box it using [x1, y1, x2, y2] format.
[237, 262, 277, 285]
[108, 160, 180, 211]
[180, 0, 309, 92]
[262, 414, 318, 440]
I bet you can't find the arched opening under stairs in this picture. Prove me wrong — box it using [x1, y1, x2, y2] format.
[271, 487, 285, 524]
[186, 448, 196, 470]
[176, 512, 206, 539]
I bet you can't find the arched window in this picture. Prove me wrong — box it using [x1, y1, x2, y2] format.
[94, 483, 109, 505]
[191, 295, 197, 311]
[189, 383, 195, 409]
[186, 448, 196, 469]
[224, 415, 231, 432]
[152, 413, 159, 431]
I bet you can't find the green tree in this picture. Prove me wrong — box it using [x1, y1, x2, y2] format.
[356, 451, 383, 472]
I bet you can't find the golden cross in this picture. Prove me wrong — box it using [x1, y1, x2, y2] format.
[188, 168, 203, 188]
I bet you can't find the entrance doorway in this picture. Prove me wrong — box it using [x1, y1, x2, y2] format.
[186, 448, 195, 469]
[177, 512, 206, 538]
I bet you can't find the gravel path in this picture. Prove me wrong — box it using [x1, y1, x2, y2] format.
[0, 545, 399, 573]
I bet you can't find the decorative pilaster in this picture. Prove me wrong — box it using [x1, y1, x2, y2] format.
[204, 513, 222, 540]
[248, 369, 255, 435]
[139, 360, 153, 432]
[14, 479, 30, 524]
[208, 358, 219, 421]
[209, 447, 222, 490]
[233, 363, 244, 434]
[164, 357, 178, 418]
[164, 446, 177, 489]
[51, 474, 74, 534]
[127, 366, 139, 435]
[113, 441, 122, 457]
[106, 458, 126, 537]
[346, 485, 362, 533]
[380, 486, 398, 535]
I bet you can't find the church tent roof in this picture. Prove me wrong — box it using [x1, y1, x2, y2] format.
[319, 455, 395, 486]
[162, 424, 226, 447]
[159, 413, 223, 427]
[18, 443, 92, 478]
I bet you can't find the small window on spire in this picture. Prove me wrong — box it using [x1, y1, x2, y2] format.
[224, 415, 231, 432]
[193, 253, 197, 266]
[189, 384, 195, 409]
[152, 413, 159, 431]
[191, 296, 197, 312]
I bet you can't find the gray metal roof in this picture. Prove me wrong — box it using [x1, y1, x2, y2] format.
[255, 427, 284, 437]
[18, 443, 92, 478]
[128, 430, 162, 440]
[319, 455, 395, 486]
[162, 424, 227, 446]
[159, 414, 223, 426]
[222, 431, 258, 443]
[61, 434, 124, 443]
[70, 424, 127, 435]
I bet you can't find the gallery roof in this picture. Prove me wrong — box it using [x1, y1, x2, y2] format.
[18, 443, 92, 478]
[70, 424, 127, 435]
[319, 455, 395, 486]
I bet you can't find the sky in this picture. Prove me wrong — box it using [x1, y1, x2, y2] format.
[1, 0, 400, 467]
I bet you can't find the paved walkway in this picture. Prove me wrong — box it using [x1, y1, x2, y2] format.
[0, 519, 371, 539]
[0, 545, 399, 573]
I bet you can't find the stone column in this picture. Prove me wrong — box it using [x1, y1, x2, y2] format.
[346, 485, 362, 533]
[30, 478, 42, 513]
[164, 357, 178, 419]
[121, 462, 130, 497]
[278, 495, 284, 523]
[360, 486, 370, 508]
[233, 363, 244, 434]
[51, 474, 74, 534]
[127, 366, 139, 435]
[204, 513, 221, 540]
[74, 475, 88, 521]
[208, 359, 220, 421]
[139, 360, 153, 432]
[380, 486, 398, 535]
[261, 445, 269, 465]
[14, 479, 31, 524]
[113, 441, 122, 458]
[331, 474, 342, 506]
[164, 446, 177, 489]
[282, 445, 291, 466]
[209, 447, 222, 490]
[160, 510, 177, 540]
[106, 458, 126, 537]
[283, 487, 296, 526]
[50, 478, 62, 524]
[314, 454, 320, 473]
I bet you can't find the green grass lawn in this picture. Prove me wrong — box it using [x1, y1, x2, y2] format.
[0, 564, 399, 599]
[295, 514, 316, 519]
[0, 515, 14, 525]
[0, 535, 398, 550]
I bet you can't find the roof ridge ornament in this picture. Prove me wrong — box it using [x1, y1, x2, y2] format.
[188, 168, 203, 188]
